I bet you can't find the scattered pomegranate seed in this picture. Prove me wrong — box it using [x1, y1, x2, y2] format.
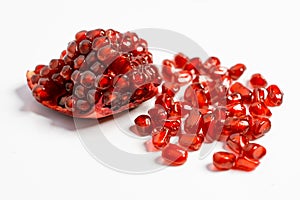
[134, 115, 152, 136]
[179, 134, 204, 151]
[213, 152, 236, 170]
[228, 63, 246, 80]
[265, 84, 283, 107]
[244, 143, 266, 160]
[234, 156, 260, 171]
[226, 133, 249, 154]
[250, 73, 268, 88]
[162, 143, 188, 166]
[152, 127, 171, 149]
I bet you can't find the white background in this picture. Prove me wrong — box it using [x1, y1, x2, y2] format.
[1, 0, 299, 199]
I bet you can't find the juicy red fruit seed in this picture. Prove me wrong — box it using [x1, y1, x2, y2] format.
[249, 102, 272, 118]
[244, 143, 266, 160]
[226, 133, 249, 154]
[174, 53, 188, 69]
[213, 152, 236, 170]
[228, 63, 246, 80]
[162, 144, 188, 166]
[134, 115, 152, 136]
[265, 84, 283, 107]
[230, 82, 252, 104]
[234, 156, 260, 171]
[152, 127, 170, 149]
[179, 134, 204, 151]
[250, 73, 268, 88]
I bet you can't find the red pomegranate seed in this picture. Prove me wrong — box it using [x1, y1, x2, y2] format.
[226, 93, 243, 106]
[246, 117, 271, 140]
[249, 102, 272, 118]
[227, 103, 246, 117]
[78, 39, 92, 55]
[134, 115, 152, 136]
[75, 30, 87, 42]
[155, 94, 174, 111]
[244, 143, 266, 160]
[96, 75, 113, 90]
[163, 116, 181, 136]
[162, 143, 188, 166]
[162, 59, 175, 82]
[226, 133, 249, 154]
[228, 63, 246, 80]
[161, 82, 180, 97]
[184, 109, 203, 135]
[252, 88, 266, 103]
[152, 127, 171, 149]
[169, 101, 182, 118]
[174, 70, 192, 86]
[223, 116, 250, 135]
[179, 134, 204, 151]
[213, 152, 236, 170]
[174, 53, 188, 69]
[250, 73, 267, 88]
[148, 105, 168, 127]
[32, 85, 50, 102]
[204, 57, 221, 69]
[230, 82, 252, 104]
[234, 156, 260, 171]
[265, 84, 283, 107]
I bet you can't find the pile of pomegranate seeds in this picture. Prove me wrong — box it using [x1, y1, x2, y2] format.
[133, 53, 283, 171]
[26, 29, 161, 118]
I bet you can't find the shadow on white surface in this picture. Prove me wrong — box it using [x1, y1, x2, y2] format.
[15, 84, 99, 131]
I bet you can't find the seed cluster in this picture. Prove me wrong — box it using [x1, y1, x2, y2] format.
[133, 53, 283, 170]
[28, 29, 161, 117]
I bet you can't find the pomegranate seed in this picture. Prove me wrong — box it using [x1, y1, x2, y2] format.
[169, 101, 182, 118]
[223, 117, 250, 135]
[162, 144, 188, 166]
[204, 57, 221, 69]
[250, 73, 268, 88]
[164, 116, 181, 136]
[86, 29, 104, 41]
[32, 85, 50, 102]
[92, 36, 110, 50]
[179, 134, 204, 151]
[252, 88, 266, 103]
[78, 40, 92, 55]
[244, 143, 266, 160]
[226, 133, 249, 154]
[80, 71, 96, 88]
[230, 82, 252, 104]
[148, 105, 168, 127]
[226, 93, 243, 106]
[75, 30, 87, 42]
[249, 102, 272, 118]
[213, 152, 236, 170]
[162, 59, 175, 82]
[234, 156, 259, 171]
[184, 109, 203, 135]
[228, 63, 246, 80]
[134, 115, 152, 136]
[155, 94, 174, 111]
[152, 127, 171, 149]
[265, 84, 283, 107]
[162, 82, 180, 97]
[174, 70, 192, 86]
[76, 100, 91, 112]
[247, 117, 271, 140]
[174, 53, 188, 68]
[96, 75, 113, 90]
[60, 65, 72, 80]
[227, 103, 246, 117]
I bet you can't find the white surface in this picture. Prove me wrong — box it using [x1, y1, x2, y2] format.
[1, 0, 299, 199]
